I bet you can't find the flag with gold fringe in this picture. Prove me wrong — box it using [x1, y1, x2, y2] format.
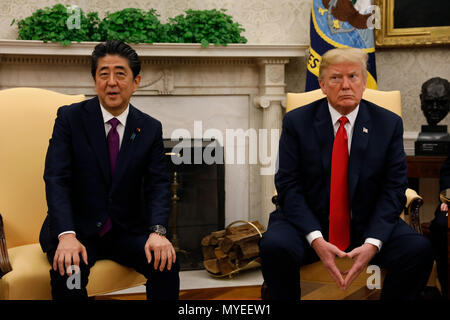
[306, 0, 378, 91]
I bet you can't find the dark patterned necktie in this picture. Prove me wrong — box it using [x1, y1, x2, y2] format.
[107, 117, 120, 175]
[99, 117, 120, 237]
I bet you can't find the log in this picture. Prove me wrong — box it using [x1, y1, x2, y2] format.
[220, 233, 260, 253]
[219, 237, 234, 253]
[227, 249, 237, 260]
[201, 234, 212, 246]
[238, 239, 260, 260]
[202, 245, 215, 260]
[204, 259, 220, 274]
[210, 230, 226, 245]
[214, 247, 227, 259]
[218, 257, 235, 275]
[211, 230, 226, 238]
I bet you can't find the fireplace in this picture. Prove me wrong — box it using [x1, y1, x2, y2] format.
[164, 139, 225, 270]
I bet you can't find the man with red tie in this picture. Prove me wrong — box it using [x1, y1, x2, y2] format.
[39, 40, 179, 300]
[259, 48, 433, 300]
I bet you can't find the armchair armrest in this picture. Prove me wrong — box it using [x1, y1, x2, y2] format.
[0, 213, 12, 278]
[404, 188, 424, 235]
[271, 188, 425, 235]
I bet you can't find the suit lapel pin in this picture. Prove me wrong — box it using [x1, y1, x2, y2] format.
[363, 127, 368, 134]
[130, 128, 141, 141]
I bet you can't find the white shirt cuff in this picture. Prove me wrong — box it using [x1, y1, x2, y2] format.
[306, 230, 323, 245]
[58, 231, 76, 239]
[365, 238, 382, 251]
[306, 232, 382, 251]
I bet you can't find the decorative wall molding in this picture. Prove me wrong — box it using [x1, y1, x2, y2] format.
[0, 40, 307, 57]
[0, 55, 90, 65]
[141, 57, 256, 65]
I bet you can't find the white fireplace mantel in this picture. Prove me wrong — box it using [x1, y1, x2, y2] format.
[0, 40, 309, 227]
[0, 39, 307, 58]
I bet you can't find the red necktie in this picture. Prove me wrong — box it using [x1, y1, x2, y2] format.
[329, 116, 350, 251]
[99, 118, 120, 237]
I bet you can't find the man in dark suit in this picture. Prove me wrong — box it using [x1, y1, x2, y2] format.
[259, 48, 433, 300]
[430, 149, 449, 298]
[39, 40, 179, 300]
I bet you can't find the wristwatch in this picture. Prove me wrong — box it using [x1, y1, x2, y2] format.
[150, 225, 167, 237]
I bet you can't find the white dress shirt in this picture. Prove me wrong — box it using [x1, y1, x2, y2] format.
[100, 103, 129, 148]
[58, 104, 129, 239]
[305, 103, 382, 251]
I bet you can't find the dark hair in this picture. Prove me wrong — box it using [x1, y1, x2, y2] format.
[91, 40, 141, 79]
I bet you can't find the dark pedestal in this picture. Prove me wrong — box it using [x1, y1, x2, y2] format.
[415, 125, 450, 156]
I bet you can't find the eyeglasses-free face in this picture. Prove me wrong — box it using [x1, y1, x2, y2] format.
[319, 62, 367, 115]
[94, 54, 141, 116]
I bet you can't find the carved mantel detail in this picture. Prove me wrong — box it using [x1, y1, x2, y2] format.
[140, 67, 174, 95]
[254, 95, 286, 109]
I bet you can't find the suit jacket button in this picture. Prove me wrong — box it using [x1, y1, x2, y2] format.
[97, 222, 103, 228]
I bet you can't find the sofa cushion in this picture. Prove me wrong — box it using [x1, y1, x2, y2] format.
[0, 243, 145, 300]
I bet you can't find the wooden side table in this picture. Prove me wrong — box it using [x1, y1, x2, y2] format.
[406, 155, 446, 178]
[406, 155, 446, 202]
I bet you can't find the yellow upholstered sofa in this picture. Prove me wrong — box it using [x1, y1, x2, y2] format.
[0, 88, 145, 299]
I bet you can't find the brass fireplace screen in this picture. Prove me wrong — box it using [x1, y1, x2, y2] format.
[164, 139, 225, 270]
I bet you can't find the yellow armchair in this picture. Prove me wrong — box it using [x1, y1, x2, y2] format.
[262, 88, 440, 299]
[0, 88, 145, 299]
[286, 88, 421, 230]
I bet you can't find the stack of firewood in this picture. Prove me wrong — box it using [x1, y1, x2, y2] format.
[201, 221, 265, 276]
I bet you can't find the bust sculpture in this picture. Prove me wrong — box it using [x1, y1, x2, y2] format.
[415, 77, 450, 155]
[420, 77, 450, 126]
